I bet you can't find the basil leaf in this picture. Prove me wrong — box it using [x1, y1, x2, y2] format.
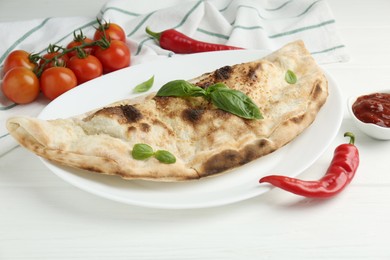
[285, 70, 297, 84]
[206, 82, 228, 95]
[156, 79, 262, 120]
[210, 88, 262, 119]
[133, 75, 155, 93]
[156, 80, 205, 97]
[132, 143, 154, 160]
[154, 150, 176, 164]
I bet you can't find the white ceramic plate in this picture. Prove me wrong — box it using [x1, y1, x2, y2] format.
[38, 50, 343, 209]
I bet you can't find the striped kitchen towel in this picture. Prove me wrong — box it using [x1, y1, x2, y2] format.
[0, 0, 348, 155]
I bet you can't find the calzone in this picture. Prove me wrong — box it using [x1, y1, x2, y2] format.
[6, 40, 328, 181]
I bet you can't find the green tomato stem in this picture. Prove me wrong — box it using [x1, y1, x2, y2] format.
[34, 38, 106, 78]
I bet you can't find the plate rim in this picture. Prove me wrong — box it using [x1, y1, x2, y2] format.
[38, 50, 343, 209]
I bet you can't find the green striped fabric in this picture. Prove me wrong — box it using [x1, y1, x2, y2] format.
[0, 0, 348, 155]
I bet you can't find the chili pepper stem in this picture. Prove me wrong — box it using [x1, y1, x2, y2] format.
[145, 27, 161, 41]
[344, 132, 355, 145]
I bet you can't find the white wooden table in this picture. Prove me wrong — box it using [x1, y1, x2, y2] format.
[1, 0, 390, 259]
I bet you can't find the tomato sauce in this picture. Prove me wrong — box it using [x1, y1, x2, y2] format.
[352, 93, 390, 127]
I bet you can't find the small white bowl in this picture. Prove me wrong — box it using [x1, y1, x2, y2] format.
[348, 90, 390, 140]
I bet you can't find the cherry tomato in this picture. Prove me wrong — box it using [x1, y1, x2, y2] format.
[1, 67, 40, 104]
[94, 40, 130, 74]
[66, 37, 94, 58]
[39, 52, 69, 71]
[67, 54, 103, 84]
[93, 22, 126, 42]
[40, 67, 77, 100]
[2, 50, 37, 76]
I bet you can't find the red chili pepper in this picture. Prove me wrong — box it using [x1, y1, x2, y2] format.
[146, 27, 243, 54]
[259, 132, 359, 198]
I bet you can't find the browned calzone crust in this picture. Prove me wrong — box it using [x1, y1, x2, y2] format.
[6, 40, 328, 181]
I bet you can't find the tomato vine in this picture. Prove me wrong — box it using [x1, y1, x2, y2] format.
[1, 19, 130, 104]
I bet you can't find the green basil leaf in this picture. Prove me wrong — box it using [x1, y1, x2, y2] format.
[154, 150, 176, 164]
[156, 79, 262, 120]
[133, 75, 155, 93]
[156, 80, 205, 97]
[206, 82, 228, 95]
[285, 70, 297, 84]
[132, 143, 154, 160]
[210, 88, 262, 119]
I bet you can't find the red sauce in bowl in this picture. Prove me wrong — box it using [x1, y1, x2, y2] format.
[352, 93, 390, 127]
